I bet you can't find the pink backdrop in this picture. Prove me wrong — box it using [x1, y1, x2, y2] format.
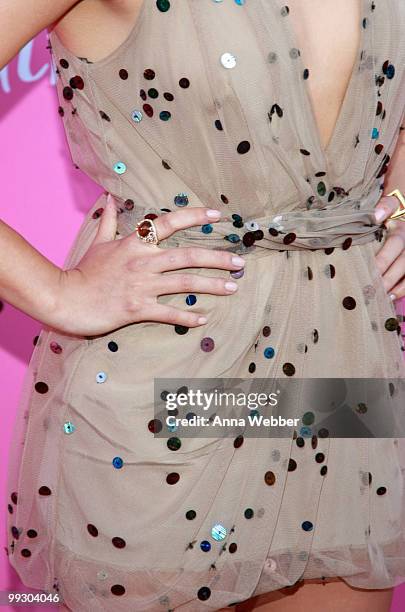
[0, 31, 404, 611]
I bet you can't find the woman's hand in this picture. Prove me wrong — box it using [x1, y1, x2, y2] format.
[374, 194, 405, 300]
[51, 197, 245, 336]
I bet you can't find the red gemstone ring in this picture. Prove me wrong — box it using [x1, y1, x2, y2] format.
[135, 218, 160, 245]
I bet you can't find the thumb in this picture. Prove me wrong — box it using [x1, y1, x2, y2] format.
[374, 194, 400, 224]
[92, 194, 118, 245]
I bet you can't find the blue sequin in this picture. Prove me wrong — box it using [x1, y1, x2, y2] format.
[211, 524, 227, 540]
[131, 110, 143, 122]
[113, 162, 127, 174]
[112, 456, 124, 469]
[386, 64, 395, 79]
[96, 371, 107, 383]
[302, 521, 314, 532]
[200, 540, 211, 552]
[186, 294, 197, 306]
[264, 347, 275, 359]
[225, 233, 241, 243]
[300, 426, 312, 437]
[63, 421, 76, 435]
[202, 224, 213, 234]
[174, 193, 189, 207]
[371, 127, 379, 139]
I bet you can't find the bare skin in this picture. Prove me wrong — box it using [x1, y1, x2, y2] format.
[1, 1, 404, 610]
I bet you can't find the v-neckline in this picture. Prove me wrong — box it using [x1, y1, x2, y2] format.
[274, 0, 366, 165]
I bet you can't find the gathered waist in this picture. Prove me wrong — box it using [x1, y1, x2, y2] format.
[113, 183, 387, 254]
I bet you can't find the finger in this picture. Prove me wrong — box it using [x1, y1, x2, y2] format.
[389, 275, 405, 301]
[148, 247, 246, 273]
[152, 273, 239, 297]
[92, 194, 118, 245]
[375, 233, 404, 275]
[374, 195, 401, 224]
[142, 304, 208, 327]
[152, 207, 222, 241]
[379, 252, 405, 294]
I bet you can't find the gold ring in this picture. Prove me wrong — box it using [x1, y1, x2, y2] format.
[135, 218, 160, 245]
[387, 189, 405, 222]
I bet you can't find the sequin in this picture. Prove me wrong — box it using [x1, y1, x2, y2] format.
[264, 471, 276, 485]
[70, 75, 84, 90]
[21, 549, 31, 558]
[197, 587, 211, 601]
[87, 524, 98, 537]
[302, 411, 315, 425]
[296, 437, 305, 448]
[242, 232, 255, 247]
[385, 317, 399, 332]
[234, 435, 244, 448]
[201, 337, 215, 352]
[167, 437, 181, 451]
[262, 326, 271, 337]
[220, 52, 237, 69]
[111, 585, 125, 596]
[315, 453, 325, 463]
[166, 472, 180, 484]
[63, 421, 76, 435]
[96, 371, 107, 383]
[237, 140, 251, 154]
[35, 382, 49, 394]
[376, 486, 387, 495]
[27, 529, 38, 538]
[264, 347, 275, 359]
[288, 459, 297, 471]
[119, 69, 128, 80]
[289, 48, 300, 59]
[244, 508, 254, 519]
[113, 162, 127, 174]
[156, 0, 170, 11]
[59, 59, 69, 69]
[186, 510, 196, 520]
[211, 523, 227, 541]
[148, 418, 163, 433]
[186, 294, 197, 306]
[62, 86, 73, 101]
[229, 542, 238, 553]
[124, 199, 134, 210]
[97, 570, 108, 581]
[282, 362, 295, 376]
[248, 362, 256, 373]
[174, 193, 189, 207]
[215, 119, 223, 130]
[302, 521, 313, 532]
[131, 109, 143, 122]
[108, 341, 119, 352]
[342, 296, 356, 310]
[372, 127, 379, 139]
[112, 457, 124, 469]
[320, 466, 328, 476]
[179, 77, 190, 88]
[175, 325, 189, 335]
[38, 486, 51, 496]
[112, 536, 126, 548]
[200, 540, 211, 552]
[159, 110, 171, 121]
[50, 341, 62, 354]
[164, 92, 174, 100]
[202, 224, 213, 234]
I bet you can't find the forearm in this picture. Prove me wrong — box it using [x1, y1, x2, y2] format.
[0, 218, 61, 324]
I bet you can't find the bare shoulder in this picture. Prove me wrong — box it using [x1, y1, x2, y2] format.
[51, 0, 145, 63]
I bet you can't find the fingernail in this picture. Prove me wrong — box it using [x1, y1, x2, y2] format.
[225, 281, 238, 292]
[232, 256, 245, 267]
[206, 209, 222, 219]
[198, 316, 207, 324]
[374, 208, 386, 223]
[389, 293, 396, 301]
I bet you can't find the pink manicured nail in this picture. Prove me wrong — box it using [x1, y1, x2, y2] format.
[374, 208, 386, 223]
[206, 209, 222, 218]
